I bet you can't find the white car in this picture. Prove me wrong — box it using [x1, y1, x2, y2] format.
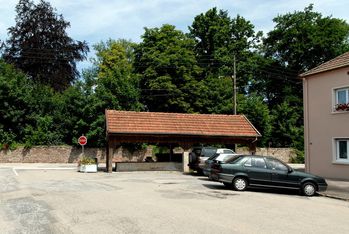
[198, 148, 236, 171]
[202, 153, 240, 177]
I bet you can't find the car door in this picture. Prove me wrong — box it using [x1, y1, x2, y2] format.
[266, 158, 299, 189]
[243, 157, 272, 186]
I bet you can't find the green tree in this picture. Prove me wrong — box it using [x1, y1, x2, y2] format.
[260, 4, 349, 150]
[135, 24, 201, 112]
[237, 93, 273, 146]
[0, 59, 32, 146]
[189, 8, 262, 90]
[264, 4, 349, 72]
[3, 0, 89, 91]
[194, 75, 234, 114]
[81, 39, 142, 146]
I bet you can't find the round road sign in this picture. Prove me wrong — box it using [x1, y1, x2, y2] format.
[78, 136, 87, 146]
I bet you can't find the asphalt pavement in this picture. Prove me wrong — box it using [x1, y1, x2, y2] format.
[2, 163, 349, 201]
[1, 164, 349, 234]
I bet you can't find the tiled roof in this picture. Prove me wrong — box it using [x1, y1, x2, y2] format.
[106, 110, 261, 137]
[300, 52, 349, 78]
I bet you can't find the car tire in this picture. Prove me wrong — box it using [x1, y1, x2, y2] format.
[189, 153, 197, 163]
[232, 177, 248, 191]
[302, 182, 317, 196]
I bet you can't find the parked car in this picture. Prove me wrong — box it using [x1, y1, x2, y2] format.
[211, 155, 327, 196]
[188, 147, 235, 173]
[203, 153, 239, 177]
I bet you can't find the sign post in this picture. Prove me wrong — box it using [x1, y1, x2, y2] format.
[78, 135, 87, 155]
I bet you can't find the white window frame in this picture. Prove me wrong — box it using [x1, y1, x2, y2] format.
[333, 138, 349, 164]
[333, 87, 349, 113]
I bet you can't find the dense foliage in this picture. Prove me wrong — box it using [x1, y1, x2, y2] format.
[1, 3, 349, 155]
[2, 0, 89, 91]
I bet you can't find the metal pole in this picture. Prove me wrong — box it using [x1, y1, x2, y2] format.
[233, 55, 237, 115]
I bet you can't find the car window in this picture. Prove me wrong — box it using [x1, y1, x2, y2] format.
[227, 155, 244, 164]
[202, 148, 217, 157]
[223, 150, 233, 154]
[251, 158, 267, 169]
[267, 158, 288, 171]
[222, 155, 237, 162]
[244, 157, 252, 167]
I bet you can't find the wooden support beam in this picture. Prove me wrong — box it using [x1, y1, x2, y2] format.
[249, 141, 257, 155]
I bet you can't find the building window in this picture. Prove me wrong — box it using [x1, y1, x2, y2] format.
[334, 88, 349, 111]
[335, 139, 349, 162]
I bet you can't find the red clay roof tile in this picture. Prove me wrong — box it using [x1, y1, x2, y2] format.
[106, 110, 261, 137]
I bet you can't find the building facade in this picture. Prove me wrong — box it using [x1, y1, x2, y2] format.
[301, 52, 349, 180]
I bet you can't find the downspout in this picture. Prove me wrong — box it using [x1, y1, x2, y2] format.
[303, 78, 310, 173]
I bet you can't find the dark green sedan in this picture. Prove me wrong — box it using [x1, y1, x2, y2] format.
[211, 155, 327, 196]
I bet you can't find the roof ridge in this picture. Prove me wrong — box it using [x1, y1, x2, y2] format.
[300, 51, 349, 77]
[106, 110, 240, 117]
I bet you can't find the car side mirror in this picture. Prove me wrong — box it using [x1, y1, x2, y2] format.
[288, 167, 293, 173]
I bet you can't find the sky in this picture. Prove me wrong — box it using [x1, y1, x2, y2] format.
[0, 0, 348, 71]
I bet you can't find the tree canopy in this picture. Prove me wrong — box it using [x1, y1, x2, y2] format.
[1, 4, 349, 156]
[135, 24, 201, 113]
[2, 0, 89, 91]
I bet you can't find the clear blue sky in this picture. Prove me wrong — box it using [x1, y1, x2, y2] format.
[1, 0, 348, 71]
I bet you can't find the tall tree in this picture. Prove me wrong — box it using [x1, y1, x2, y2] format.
[135, 24, 201, 113]
[3, 0, 89, 91]
[260, 4, 349, 150]
[81, 39, 142, 146]
[189, 8, 262, 90]
[264, 4, 349, 72]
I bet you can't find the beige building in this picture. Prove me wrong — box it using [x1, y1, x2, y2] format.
[301, 52, 349, 180]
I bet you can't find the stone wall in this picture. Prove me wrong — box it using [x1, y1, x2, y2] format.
[236, 147, 296, 163]
[0, 146, 152, 163]
[0, 146, 296, 163]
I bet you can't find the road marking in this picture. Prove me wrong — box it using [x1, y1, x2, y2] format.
[14, 167, 76, 170]
[12, 168, 18, 176]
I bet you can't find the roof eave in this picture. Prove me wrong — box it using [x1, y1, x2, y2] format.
[107, 131, 261, 138]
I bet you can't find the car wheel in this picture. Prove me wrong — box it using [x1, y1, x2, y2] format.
[302, 182, 317, 196]
[233, 177, 248, 191]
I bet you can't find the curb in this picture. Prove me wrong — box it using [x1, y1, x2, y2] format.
[318, 192, 349, 202]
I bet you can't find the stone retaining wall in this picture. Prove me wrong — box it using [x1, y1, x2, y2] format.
[236, 147, 296, 163]
[0, 146, 152, 163]
[0, 146, 296, 163]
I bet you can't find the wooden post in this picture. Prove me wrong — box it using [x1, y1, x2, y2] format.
[249, 141, 257, 155]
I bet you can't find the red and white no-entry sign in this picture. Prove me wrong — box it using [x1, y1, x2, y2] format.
[78, 135, 87, 146]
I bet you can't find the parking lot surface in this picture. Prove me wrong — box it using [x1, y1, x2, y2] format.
[1, 165, 349, 234]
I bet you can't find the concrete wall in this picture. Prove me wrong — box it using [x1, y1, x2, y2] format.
[304, 66, 349, 180]
[0, 145, 295, 163]
[116, 162, 182, 172]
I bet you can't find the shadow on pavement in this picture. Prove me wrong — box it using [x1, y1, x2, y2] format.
[202, 182, 314, 197]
